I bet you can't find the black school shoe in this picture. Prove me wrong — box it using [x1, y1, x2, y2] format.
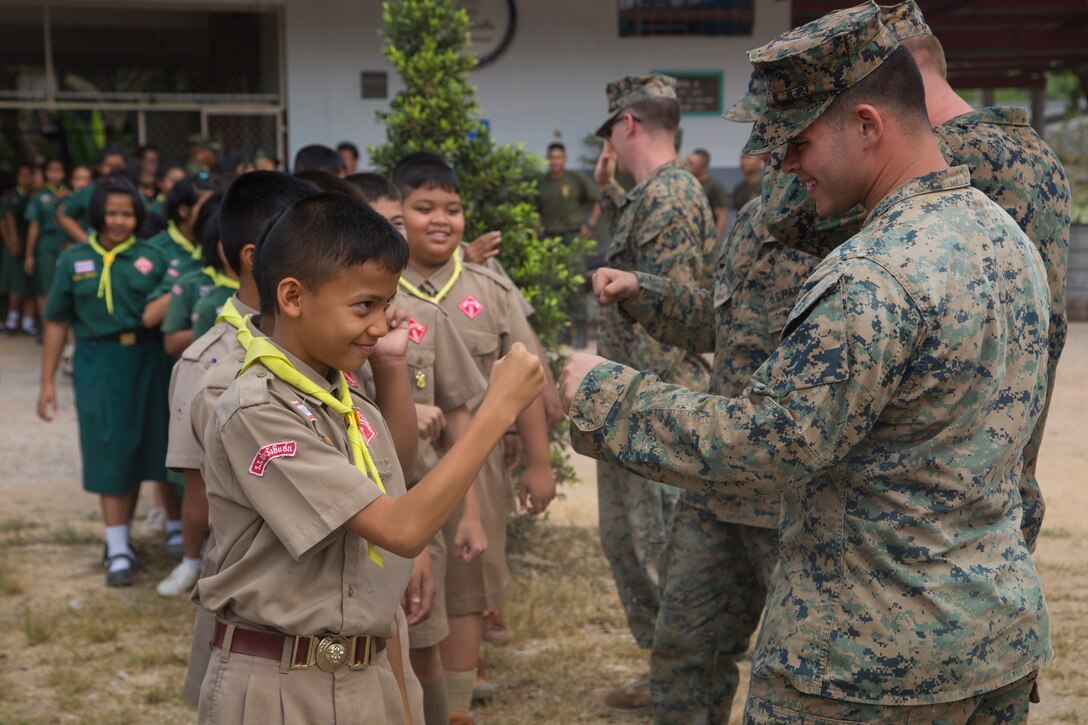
[105, 552, 140, 587]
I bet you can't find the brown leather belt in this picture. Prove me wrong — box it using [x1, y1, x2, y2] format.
[212, 621, 386, 673]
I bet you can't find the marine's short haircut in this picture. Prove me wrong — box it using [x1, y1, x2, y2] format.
[165, 174, 220, 224]
[219, 171, 319, 276]
[195, 191, 224, 268]
[627, 96, 681, 135]
[824, 47, 930, 133]
[902, 34, 948, 79]
[293, 144, 344, 175]
[253, 192, 409, 316]
[547, 142, 566, 154]
[294, 169, 367, 200]
[337, 141, 360, 159]
[88, 177, 146, 235]
[691, 148, 711, 166]
[392, 151, 460, 196]
[346, 173, 401, 204]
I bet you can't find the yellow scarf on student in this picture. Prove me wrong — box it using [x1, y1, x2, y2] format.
[398, 250, 462, 303]
[167, 220, 201, 260]
[239, 337, 387, 567]
[202, 266, 239, 290]
[87, 232, 137, 315]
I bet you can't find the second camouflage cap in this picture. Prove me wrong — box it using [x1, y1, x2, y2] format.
[596, 74, 678, 138]
[877, 0, 932, 41]
[723, 72, 766, 123]
[743, 2, 899, 154]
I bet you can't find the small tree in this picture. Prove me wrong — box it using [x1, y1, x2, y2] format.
[370, 0, 593, 489]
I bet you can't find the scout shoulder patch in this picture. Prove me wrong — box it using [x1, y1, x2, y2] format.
[458, 295, 484, 319]
[249, 441, 297, 476]
[171, 284, 184, 296]
[134, 256, 155, 275]
[73, 259, 96, 275]
[354, 408, 378, 444]
[166, 267, 180, 278]
[343, 370, 360, 388]
[291, 400, 316, 422]
[408, 317, 428, 344]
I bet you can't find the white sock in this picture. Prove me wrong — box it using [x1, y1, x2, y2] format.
[182, 556, 202, 575]
[105, 525, 133, 572]
[166, 520, 183, 537]
[4, 311, 17, 327]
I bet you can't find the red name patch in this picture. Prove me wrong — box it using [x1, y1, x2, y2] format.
[343, 370, 360, 388]
[354, 409, 378, 444]
[249, 441, 297, 476]
[458, 295, 484, 319]
[408, 317, 427, 344]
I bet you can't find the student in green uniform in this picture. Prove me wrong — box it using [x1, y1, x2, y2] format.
[56, 149, 128, 245]
[37, 179, 172, 587]
[2, 163, 38, 335]
[136, 145, 161, 207]
[161, 192, 233, 356]
[24, 159, 70, 325]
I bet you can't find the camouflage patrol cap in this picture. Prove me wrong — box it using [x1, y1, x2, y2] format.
[877, 0, 932, 41]
[743, 2, 899, 154]
[595, 74, 678, 138]
[722, 73, 766, 123]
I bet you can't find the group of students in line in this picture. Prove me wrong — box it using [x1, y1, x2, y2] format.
[31, 140, 570, 724]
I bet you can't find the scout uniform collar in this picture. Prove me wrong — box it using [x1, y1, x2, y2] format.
[238, 337, 388, 567]
[864, 165, 970, 227]
[399, 250, 462, 303]
[87, 232, 138, 315]
[202, 266, 240, 291]
[166, 220, 201, 260]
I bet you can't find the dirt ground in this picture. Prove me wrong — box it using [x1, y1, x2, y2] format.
[0, 325, 1085, 724]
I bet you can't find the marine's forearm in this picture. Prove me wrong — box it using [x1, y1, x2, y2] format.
[620, 272, 715, 353]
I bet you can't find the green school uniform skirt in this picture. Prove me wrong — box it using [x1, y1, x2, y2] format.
[33, 233, 69, 297]
[72, 338, 170, 495]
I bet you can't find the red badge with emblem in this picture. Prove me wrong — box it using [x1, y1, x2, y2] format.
[354, 408, 378, 444]
[408, 316, 428, 344]
[249, 441, 297, 476]
[343, 370, 360, 388]
[133, 256, 154, 275]
[458, 295, 484, 319]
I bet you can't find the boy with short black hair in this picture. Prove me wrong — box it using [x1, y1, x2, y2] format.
[393, 151, 555, 720]
[196, 192, 543, 723]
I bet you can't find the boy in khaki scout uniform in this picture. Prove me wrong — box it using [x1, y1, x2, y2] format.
[195, 192, 543, 724]
[354, 173, 490, 725]
[393, 152, 555, 721]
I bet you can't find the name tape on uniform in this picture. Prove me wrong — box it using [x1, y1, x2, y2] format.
[249, 441, 297, 476]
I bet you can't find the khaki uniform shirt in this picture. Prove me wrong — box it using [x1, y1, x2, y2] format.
[396, 296, 487, 483]
[166, 294, 259, 471]
[570, 167, 1052, 704]
[598, 160, 712, 390]
[620, 198, 819, 528]
[197, 341, 412, 637]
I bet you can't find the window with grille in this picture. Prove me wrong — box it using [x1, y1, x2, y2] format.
[618, 0, 754, 37]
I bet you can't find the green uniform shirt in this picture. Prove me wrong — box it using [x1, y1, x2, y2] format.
[162, 267, 218, 334]
[5, 188, 31, 241]
[700, 176, 730, 212]
[44, 239, 168, 338]
[147, 225, 204, 298]
[191, 284, 238, 338]
[730, 179, 760, 212]
[25, 187, 69, 248]
[537, 170, 599, 234]
[60, 183, 94, 236]
[571, 167, 1052, 704]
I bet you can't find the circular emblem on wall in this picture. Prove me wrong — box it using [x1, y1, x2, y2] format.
[458, 0, 516, 69]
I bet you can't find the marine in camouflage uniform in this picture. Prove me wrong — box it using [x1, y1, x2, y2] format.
[760, 0, 1071, 554]
[594, 75, 713, 659]
[616, 189, 819, 722]
[567, 5, 1051, 721]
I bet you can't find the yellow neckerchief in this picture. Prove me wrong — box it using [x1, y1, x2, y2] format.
[217, 297, 257, 353]
[166, 220, 201, 260]
[45, 183, 64, 196]
[15, 185, 27, 197]
[398, 250, 462, 303]
[202, 266, 240, 291]
[239, 337, 387, 567]
[87, 232, 137, 315]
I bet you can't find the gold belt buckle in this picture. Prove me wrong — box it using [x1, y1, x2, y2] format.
[290, 635, 317, 670]
[119, 331, 136, 346]
[314, 635, 351, 673]
[348, 635, 372, 671]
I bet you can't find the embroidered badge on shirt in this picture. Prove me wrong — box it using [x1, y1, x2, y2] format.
[343, 370, 360, 388]
[166, 267, 179, 278]
[292, 400, 316, 422]
[249, 441, 297, 476]
[354, 408, 378, 444]
[458, 295, 484, 319]
[199, 284, 214, 296]
[171, 284, 184, 296]
[134, 256, 154, 275]
[73, 259, 95, 275]
[408, 317, 428, 344]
